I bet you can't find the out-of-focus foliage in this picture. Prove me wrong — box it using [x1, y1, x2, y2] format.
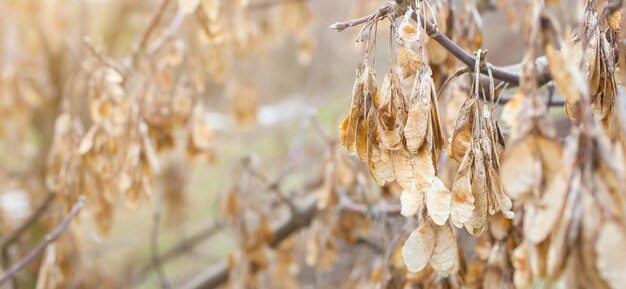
[1, 0, 626, 289]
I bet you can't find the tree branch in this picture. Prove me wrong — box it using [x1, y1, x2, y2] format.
[150, 191, 173, 289]
[132, 220, 223, 285]
[132, 0, 172, 62]
[0, 196, 85, 286]
[329, 3, 553, 86]
[0, 193, 56, 249]
[179, 192, 405, 289]
[179, 195, 318, 289]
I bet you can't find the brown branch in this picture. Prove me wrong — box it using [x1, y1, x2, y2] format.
[0, 197, 85, 286]
[150, 191, 173, 289]
[132, 221, 223, 285]
[180, 195, 318, 289]
[248, 0, 307, 9]
[179, 192, 405, 289]
[601, 0, 623, 20]
[0, 193, 56, 249]
[133, 0, 172, 61]
[0, 192, 55, 289]
[329, 3, 553, 86]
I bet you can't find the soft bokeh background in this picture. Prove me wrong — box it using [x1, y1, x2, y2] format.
[0, 0, 589, 288]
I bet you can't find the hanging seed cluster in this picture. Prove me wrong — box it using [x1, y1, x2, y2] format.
[335, 0, 626, 287]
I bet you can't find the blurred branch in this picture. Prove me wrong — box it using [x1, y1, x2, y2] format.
[133, 0, 172, 62]
[0, 193, 56, 249]
[180, 191, 404, 289]
[0, 196, 85, 286]
[132, 221, 224, 285]
[150, 191, 173, 289]
[329, 2, 553, 86]
[180, 195, 318, 289]
[602, 0, 623, 20]
[248, 0, 307, 9]
[0, 192, 56, 288]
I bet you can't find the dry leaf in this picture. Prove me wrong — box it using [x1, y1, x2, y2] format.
[425, 177, 452, 225]
[451, 150, 474, 227]
[429, 223, 460, 276]
[402, 220, 436, 273]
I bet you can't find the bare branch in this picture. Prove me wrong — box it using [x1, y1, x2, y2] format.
[1, 193, 56, 249]
[132, 0, 172, 62]
[248, 0, 307, 9]
[180, 195, 318, 289]
[179, 192, 404, 289]
[132, 221, 223, 285]
[329, 4, 553, 86]
[150, 191, 173, 289]
[601, 0, 623, 20]
[0, 196, 86, 286]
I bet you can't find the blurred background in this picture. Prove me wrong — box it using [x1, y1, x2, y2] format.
[0, 0, 591, 288]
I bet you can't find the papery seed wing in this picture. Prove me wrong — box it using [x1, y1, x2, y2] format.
[369, 144, 395, 185]
[402, 220, 436, 273]
[430, 223, 460, 277]
[401, 187, 424, 217]
[596, 221, 626, 289]
[450, 99, 475, 162]
[524, 168, 577, 244]
[426, 177, 452, 225]
[489, 165, 513, 219]
[464, 145, 488, 236]
[413, 146, 436, 192]
[501, 138, 542, 200]
[392, 148, 415, 191]
[451, 150, 475, 228]
[398, 46, 420, 79]
[344, 76, 363, 154]
[355, 106, 370, 162]
[404, 97, 430, 154]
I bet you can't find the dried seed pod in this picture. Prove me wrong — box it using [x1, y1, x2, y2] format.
[402, 220, 436, 273]
[450, 150, 474, 228]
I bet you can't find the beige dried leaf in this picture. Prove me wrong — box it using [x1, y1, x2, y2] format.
[178, 0, 201, 14]
[397, 46, 420, 79]
[451, 150, 475, 228]
[464, 145, 488, 236]
[501, 139, 542, 200]
[369, 144, 395, 185]
[596, 222, 626, 289]
[402, 220, 436, 273]
[545, 44, 585, 121]
[355, 106, 371, 162]
[425, 177, 452, 226]
[392, 149, 415, 191]
[398, 9, 419, 43]
[344, 77, 362, 153]
[404, 96, 430, 154]
[400, 187, 424, 217]
[412, 146, 436, 191]
[450, 98, 475, 162]
[78, 125, 99, 155]
[430, 223, 459, 276]
[524, 168, 576, 244]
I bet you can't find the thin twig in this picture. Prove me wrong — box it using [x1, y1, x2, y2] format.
[0, 196, 86, 286]
[329, 3, 553, 86]
[180, 195, 319, 289]
[150, 191, 173, 289]
[133, 0, 172, 61]
[0, 192, 55, 289]
[147, 10, 187, 55]
[132, 221, 223, 285]
[1, 193, 56, 248]
[601, 0, 623, 20]
[248, 0, 307, 9]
